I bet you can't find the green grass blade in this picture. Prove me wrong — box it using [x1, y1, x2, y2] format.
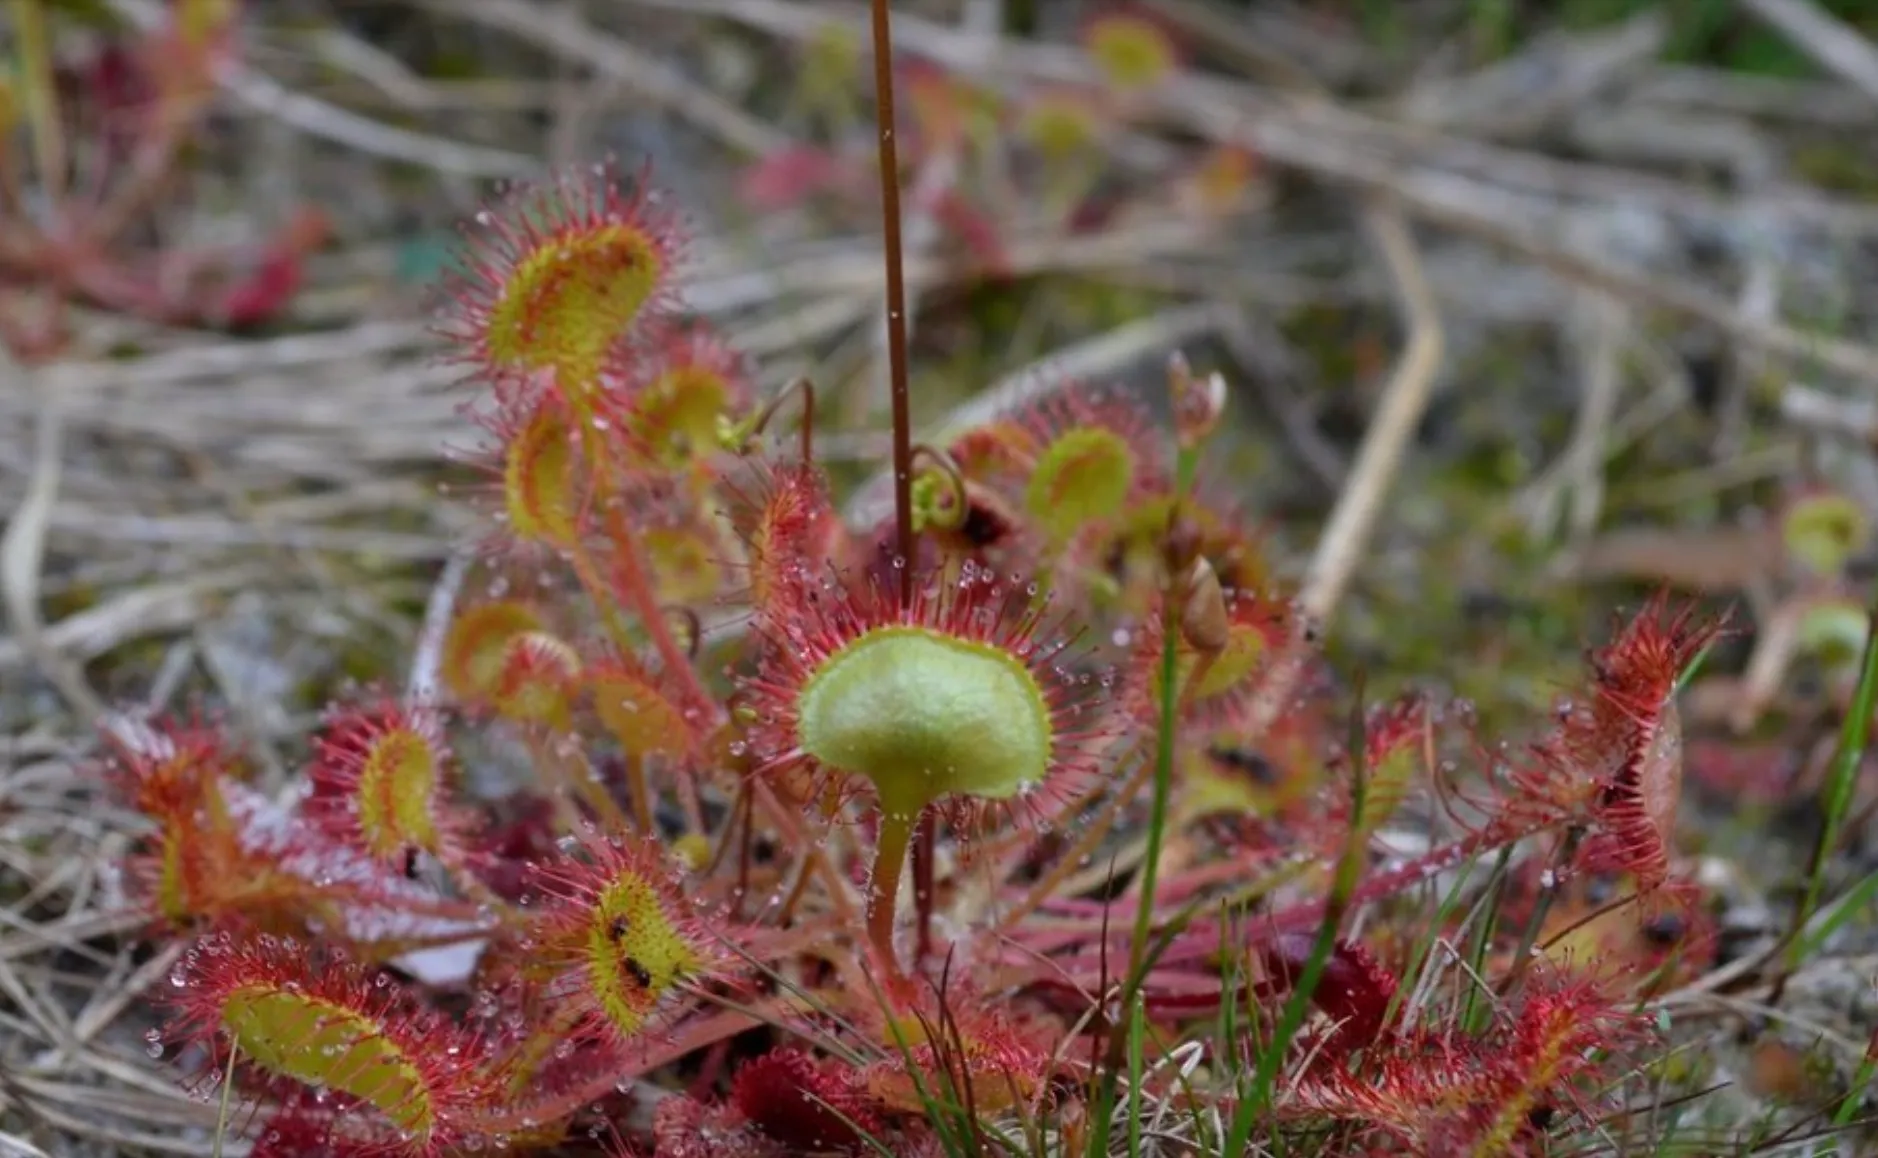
[1222, 684, 1372, 1152]
[1789, 599, 1878, 973]
[1126, 993, 1145, 1157]
[1798, 866, 1878, 963]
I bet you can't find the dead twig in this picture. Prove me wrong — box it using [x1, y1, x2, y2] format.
[407, 548, 477, 704]
[414, 0, 789, 157]
[1, 384, 107, 723]
[103, 0, 536, 178]
[0, 565, 273, 673]
[1783, 383, 1878, 445]
[1514, 287, 1627, 543]
[1742, 0, 1878, 106]
[1299, 200, 1444, 626]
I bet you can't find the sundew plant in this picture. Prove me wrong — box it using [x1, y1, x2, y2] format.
[97, 4, 1735, 1157]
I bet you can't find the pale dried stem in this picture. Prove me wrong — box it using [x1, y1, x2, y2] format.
[1298, 201, 1443, 627]
[1513, 289, 1627, 542]
[104, 0, 536, 177]
[1742, 0, 1878, 106]
[1, 381, 107, 723]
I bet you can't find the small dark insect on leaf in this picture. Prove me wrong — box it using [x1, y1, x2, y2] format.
[403, 847, 422, 880]
[1526, 1103, 1556, 1131]
[609, 918, 654, 987]
[623, 957, 653, 989]
[1206, 742, 1278, 785]
[1102, 537, 1130, 583]
[1642, 913, 1687, 947]
[960, 498, 1014, 549]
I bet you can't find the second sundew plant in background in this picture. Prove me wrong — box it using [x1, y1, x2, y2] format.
[101, 10, 1738, 1158]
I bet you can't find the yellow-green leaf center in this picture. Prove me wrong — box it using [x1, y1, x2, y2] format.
[1784, 492, 1869, 577]
[221, 988, 434, 1139]
[643, 526, 721, 605]
[1024, 427, 1132, 541]
[1087, 19, 1176, 91]
[592, 670, 691, 760]
[503, 407, 580, 547]
[585, 874, 700, 1038]
[629, 368, 729, 471]
[495, 631, 581, 729]
[485, 224, 664, 387]
[355, 729, 441, 860]
[442, 601, 545, 705]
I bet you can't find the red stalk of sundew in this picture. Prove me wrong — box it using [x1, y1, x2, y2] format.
[1007, 811, 1555, 982]
[869, 0, 916, 611]
[454, 998, 807, 1143]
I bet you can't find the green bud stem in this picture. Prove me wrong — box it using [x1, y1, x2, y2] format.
[866, 807, 920, 979]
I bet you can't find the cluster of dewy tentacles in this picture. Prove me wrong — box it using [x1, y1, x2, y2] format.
[96, 160, 1720, 1158]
